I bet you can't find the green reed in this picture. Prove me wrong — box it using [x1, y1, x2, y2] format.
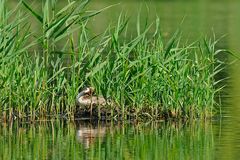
[0, 0, 223, 121]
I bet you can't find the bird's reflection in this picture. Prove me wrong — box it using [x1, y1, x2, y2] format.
[76, 121, 107, 149]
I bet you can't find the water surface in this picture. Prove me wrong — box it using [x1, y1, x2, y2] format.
[0, 121, 218, 160]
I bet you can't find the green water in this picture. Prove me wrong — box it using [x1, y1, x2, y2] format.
[1, 121, 217, 160]
[2, 0, 240, 159]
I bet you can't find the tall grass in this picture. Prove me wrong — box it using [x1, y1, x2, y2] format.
[0, 0, 223, 121]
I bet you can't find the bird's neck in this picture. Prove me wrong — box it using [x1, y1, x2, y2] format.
[76, 91, 85, 102]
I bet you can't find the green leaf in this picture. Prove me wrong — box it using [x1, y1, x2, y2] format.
[86, 61, 107, 78]
[164, 29, 180, 58]
[22, 1, 43, 23]
[56, 1, 76, 16]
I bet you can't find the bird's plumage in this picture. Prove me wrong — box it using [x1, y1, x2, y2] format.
[76, 87, 106, 107]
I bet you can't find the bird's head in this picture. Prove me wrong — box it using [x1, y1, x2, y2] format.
[83, 87, 95, 96]
[76, 87, 95, 102]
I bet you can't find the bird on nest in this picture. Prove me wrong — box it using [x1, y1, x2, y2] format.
[76, 87, 107, 114]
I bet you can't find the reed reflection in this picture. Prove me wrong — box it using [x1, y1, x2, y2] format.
[75, 121, 108, 149]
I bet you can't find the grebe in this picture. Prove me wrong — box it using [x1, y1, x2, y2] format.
[76, 87, 106, 107]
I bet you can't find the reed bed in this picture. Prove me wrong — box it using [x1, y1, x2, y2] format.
[0, 0, 223, 121]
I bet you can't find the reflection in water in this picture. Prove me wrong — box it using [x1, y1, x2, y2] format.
[76, 122, 107, 149]
[216, 92, 240, 160]
[0, 120, 219, 160]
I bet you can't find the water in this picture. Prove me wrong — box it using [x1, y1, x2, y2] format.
[0, 120, 237, 160]
[2, 0, 240, 159]
[0, 121, 217, 160]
